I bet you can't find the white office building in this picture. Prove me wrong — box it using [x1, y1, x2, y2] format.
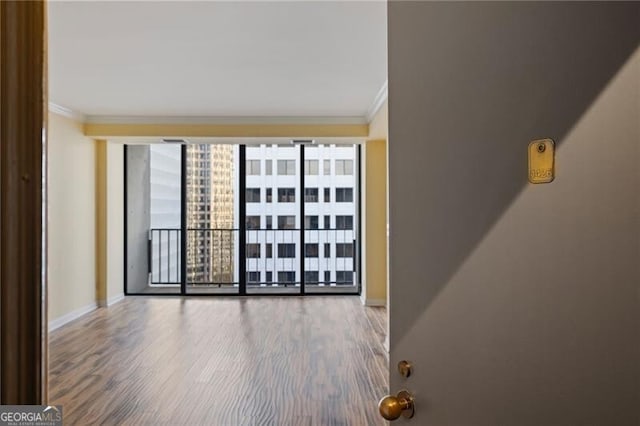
[245, 144, 358, 290]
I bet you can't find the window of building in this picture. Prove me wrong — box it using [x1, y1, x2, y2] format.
[304, 160, 319, 175]
[278, 243, 296, 258]
[278, 188, 295, 202]
[324, 271, 331, 283]
[304, 215, 319, 230]
[323, 159, 331, 175]
[305, 271, 319, 283]
[277, 160, 296, 175]
[324, 243, 330, 258]
[336, 243, 354, 258]
[324, 215, 330, 229]
[336, 271, 353, 284]
[266, 188, 272, 203]
[336, 215, 353, 230]
[246, 243, 261, 258]
[335, 188, 353, 202]
[305, 243, 319, 258]
[304, 188, 318, 202]
[266, 243, 273, 258]
[247, 160, 261, 175]
[266, 159, 272, 175]
[335, 159, 353, 175]
[246, 188, 260, 203]
[266, 271, 273, 282]
[278, 271, 296, 283]
[277, 215, 295, 230]
[266, 216, 272, 230]
[324, 188, 330, 202]
[246, 216, 261, 230]
[247, 272, 260, 283]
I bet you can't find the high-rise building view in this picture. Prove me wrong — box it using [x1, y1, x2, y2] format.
[143, 142, 358, 294]
[245, 144, 357, 291]
[185, 144, 236, 285]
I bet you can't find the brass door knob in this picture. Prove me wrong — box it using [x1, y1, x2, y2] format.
[378, 390, 414, 421]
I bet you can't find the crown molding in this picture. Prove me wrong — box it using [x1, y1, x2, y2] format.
[49, 99, 386, 127]
[48, 102, 85, 122]
[84, 115, 368, 126]
[366, 80, 388, 123]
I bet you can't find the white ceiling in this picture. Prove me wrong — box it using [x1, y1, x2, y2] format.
[48, 1, 387, 120]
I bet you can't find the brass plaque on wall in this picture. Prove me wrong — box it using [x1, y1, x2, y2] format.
[528, 138, 555, 184]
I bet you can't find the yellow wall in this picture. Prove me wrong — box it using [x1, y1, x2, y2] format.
[95, 140, 125, 305]
[48, 113, 97, 323]
[96, 140, 107, 303]
[363, 100, 388, 305]
[84, 122, 368, 138]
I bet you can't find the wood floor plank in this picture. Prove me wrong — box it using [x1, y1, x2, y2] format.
[49, 296, 388, 425]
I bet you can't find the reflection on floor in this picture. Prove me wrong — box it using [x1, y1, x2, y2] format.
[49, 296, 388, 425]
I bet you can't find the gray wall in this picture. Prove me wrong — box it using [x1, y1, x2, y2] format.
[388, 2, 639, 424]
[126, 145, 151, 293]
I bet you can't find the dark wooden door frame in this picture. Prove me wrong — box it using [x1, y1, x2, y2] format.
[0, 0, 48, 404]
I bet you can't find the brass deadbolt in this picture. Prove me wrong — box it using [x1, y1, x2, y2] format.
[378, 390, 415, 421]
[398, 360, 412, 378]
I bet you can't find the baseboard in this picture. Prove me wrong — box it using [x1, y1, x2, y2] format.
[107, 293, 125, 306]
[361, 297, 386, 307]
[97, 293, 125, 307]
[48, 302, 98, 332]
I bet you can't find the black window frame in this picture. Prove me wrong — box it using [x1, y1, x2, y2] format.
[124, 143, 362, 297]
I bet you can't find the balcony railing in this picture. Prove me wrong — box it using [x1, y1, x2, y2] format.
[150, 228, 181, 285]
[186, 228, 238, 285]
[149, 228, 356, 287]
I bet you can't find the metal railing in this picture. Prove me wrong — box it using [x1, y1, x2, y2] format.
[149, 228, 181, 284]
[186, 228, 239, 286]
[149, 227, 356, 287]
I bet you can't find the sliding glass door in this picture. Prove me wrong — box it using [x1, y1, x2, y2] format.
[125, 144, 182, 294]
[245, 144, 301, 294]
[125, 142, 360, 296]
[185, 144, 240, 294]
[304, 144, 359, 294]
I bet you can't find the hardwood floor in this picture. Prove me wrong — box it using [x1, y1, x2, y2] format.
[49, 296, 388, 425]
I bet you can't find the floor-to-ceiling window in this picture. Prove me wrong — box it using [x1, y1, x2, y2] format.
[304, 144, 359, 294]
[245, 144, 302, 294]
[185, 144, 240, 294]
[125, 142, 360, 296]
[126, 144, 182, 294]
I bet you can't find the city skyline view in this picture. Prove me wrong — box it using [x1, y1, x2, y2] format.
[144, 142, 359, 295]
